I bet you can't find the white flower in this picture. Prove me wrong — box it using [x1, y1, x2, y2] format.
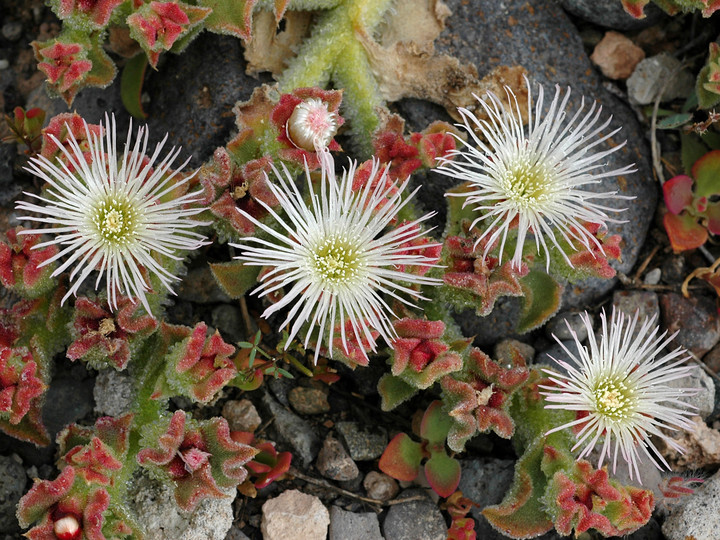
[286, 98, 339, 151]
[231, 150, 441, 362]
[541, 309, 697, 483]
[437, 79, 635, 270]
[17, 115, 208, 314]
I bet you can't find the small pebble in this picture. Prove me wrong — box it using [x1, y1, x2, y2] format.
[590, 31, 645, 80]
[222, 399, 262, 432]
[1, 22, 22, 42]
[643, 268, 661, 285]
[0, 60, 8, 70]
[363, 471, 399, 501]
[383, 489, 446, 540]
[288, 386, 330, 415]
[545, 311, 589, 342]
[316, 437, 359, 482]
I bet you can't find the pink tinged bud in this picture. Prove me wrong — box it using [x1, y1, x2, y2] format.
[181, 447, 211, 473]
[54, 514, 81, 540]
[286, 98, 339, 151]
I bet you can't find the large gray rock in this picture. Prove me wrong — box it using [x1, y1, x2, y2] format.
[259, 392, 321, 468]
[561, 0, 666, 30]
[129, 471, 234, 540]
[328, 506, 382, 540]
[383, 489, 447, 540]
[663, 469, 720, 540]
[457, 458, 515, 539]
[0, 455, 26, 533]
[405, 0, 656, 342]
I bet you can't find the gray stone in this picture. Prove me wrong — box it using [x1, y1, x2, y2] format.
[613, 290, 660, 326]
[144, 33, 262, 167]
[535, 340, 578, 370]
[0, 144, 20, 207]
[177, 266, 232, 304]
[545, 311, 590, 342]
[560, 0, 665, 30]
[363, 471, 399, 501]
[261, 490, 329, 540]
[0, 455, 26, 533]
[224, 526, 251, 540]
[660, 293, 720, 357]
[335, 421, 387, 461]
[43, 375, 94, 439]
[129, 471, 234, 540]
[627, 54, 695, 105]
[663, 469, 720, 540]
[316, 437, 359, 482]
[667, 367, 716, 421]
[329, 506, 382, 540]
[457, 458, 515, 539]
[211, 304, 244, 344]
[643, 268, 661, 285]
[288, 386, 330, 415]
[406, 0, 656, 317]
[259, 392, 320, 467]
[94, 369, 134, 417]
[383, 489, 447, 540]
[222, 399, 262, 432]
[1, 22, 23, 42]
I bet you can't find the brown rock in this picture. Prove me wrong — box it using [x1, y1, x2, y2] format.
[660, 293, 720, 357]
[590, 31, 645, 80]
[288, 386, 330, 415]
[221, 399, 262, 432]
[316, 437, 359, 482]
[363, 471, 399, 501]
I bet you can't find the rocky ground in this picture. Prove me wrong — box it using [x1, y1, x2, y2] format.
[1, 0, 720, 539]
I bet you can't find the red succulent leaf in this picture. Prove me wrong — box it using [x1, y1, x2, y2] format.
[165, 322, 237, 403]
[390, 318, 460, 383]
[0, 346, 47, 425]
[393, 222, 442, 277]
[33, 41, 92, 94]
[138, 412, 256, 511]
[691, 149, 720, 199]
[0, 228, 58, 297]
[379, 433, 424, 482]
[425, 450, 461, 498]
[237, 432, 293, 489]
[19, 467, 112, 540]
[619, 0, 653, 18]
[40, 113, 103, 167]
[372, 114, 456, 181]
[442, 348, 529, 451]
[663, 212, 708, 252]
[209, 157, 280, 238]
[549, 460, 653, 536]
[663, 175, 695, 215]
[67, 295, 158, 370]
[56, 0, 125, 27]
[127, 1, 211, 68]
[443, 235, 528, 315]
[63, 437, 123, 485]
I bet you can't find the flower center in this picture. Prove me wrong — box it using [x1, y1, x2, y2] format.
[92, 198, 140, 245]
[501, 157, 554, 209]
[593, 375, 636, 420]
[312, 235, 364, 286]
